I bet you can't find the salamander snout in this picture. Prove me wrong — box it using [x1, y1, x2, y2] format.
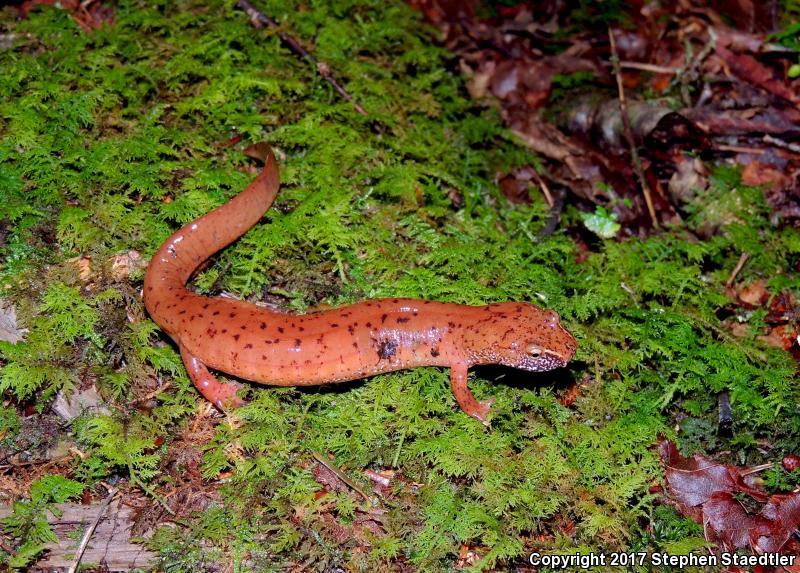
[470, 302, 578, 372]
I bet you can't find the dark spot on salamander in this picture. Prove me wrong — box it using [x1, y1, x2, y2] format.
[365, 321, 372, 328]
[347, 325, 355, 334]
[330, 323, 339, 328]
[221, 329, 228, 334]
[448, 321, 456, 329]
[294, 339, 302, 347]
[278, 327, 284, 333]
[262, 355, 267, 360]
[213, 311, 220, 316]
[413, 311, 418, 316]
[240, 325, 246, 330]
[245, 343, 253, 349]
[352, 342, 358, 349]
[179, 310, 186, 315]
[430, 347, 440, 357]
[299, 326, 305, 332]
[233, 334, 240, 341]
[260, 322, 267, 329]
[396, 317, 409, 324]
[381, 313, 388, 323]
[273, 338, 280, 343]
[316, 336, 324, 344]
[203, 303, 209, 309]
[377, 339, 398, 360]
[229, 312, 236, 318]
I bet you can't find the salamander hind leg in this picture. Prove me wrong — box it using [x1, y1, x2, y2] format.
[449, 362, 495, 427]
[180, 346, 245, 410]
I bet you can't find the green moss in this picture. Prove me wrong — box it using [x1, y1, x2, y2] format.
[0, 475, 84, 570]
[0, 1, 798, 571]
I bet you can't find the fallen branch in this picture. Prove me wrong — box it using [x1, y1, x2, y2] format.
[235, 0, 367, 116]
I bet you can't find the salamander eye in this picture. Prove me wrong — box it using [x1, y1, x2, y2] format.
[527, 345, 543, 357]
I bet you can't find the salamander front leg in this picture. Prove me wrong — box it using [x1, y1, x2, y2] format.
[180, 346, 245, 410]
[450, 362, 494, 426]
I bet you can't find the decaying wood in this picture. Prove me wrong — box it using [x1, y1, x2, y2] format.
[0, 500, 156, 571]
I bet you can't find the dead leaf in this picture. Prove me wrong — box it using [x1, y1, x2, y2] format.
[716, 42, 800, 106]
[658, 438, 767, 523]
[742, 161, 792, 190]
[111, 250, 143, 281]
[658, 437, 800, 566]
[68, 255, 92, 283]
[739, 279, 770, 306]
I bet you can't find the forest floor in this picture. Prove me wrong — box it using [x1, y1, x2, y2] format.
[1, 1, 799, 571]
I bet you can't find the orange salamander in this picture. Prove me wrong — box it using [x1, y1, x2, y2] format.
[143, 146, 577, 424]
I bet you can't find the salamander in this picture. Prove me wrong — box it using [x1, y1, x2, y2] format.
[143, 146, 577, 425]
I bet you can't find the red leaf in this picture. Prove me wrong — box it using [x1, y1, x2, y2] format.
[754, 494, 800, 554]
[658, 438, 800, 568]
[657, 438, 768, 522]
[703, 491, 754, 551]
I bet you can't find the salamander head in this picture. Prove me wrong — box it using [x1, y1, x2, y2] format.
[464, 302, 577, 371]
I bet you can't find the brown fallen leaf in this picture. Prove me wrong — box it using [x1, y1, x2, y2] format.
[715, 42, 800, 106]
[738, 279, 770, 306]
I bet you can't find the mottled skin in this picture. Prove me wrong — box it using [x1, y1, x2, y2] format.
[143, 147, 577, 424]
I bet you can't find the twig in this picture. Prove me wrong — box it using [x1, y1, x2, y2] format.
[740, 463, 774, 477]
[716, 144, 766, 155]
[528, 167, 554, 208]
[310, 451, 369, 503]
[619, 61, 680, 74]
[608, 26, 659, 229]
[235, 0, 367, 116]
[763, 134, 800, 154]
[539, 188, 566, 238]
[670, 29, 716, 107]
[726, 252, 749, 288]
[67, 484, 118, 573]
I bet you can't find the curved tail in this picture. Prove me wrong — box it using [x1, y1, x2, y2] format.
[143, 146, 280, 336]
